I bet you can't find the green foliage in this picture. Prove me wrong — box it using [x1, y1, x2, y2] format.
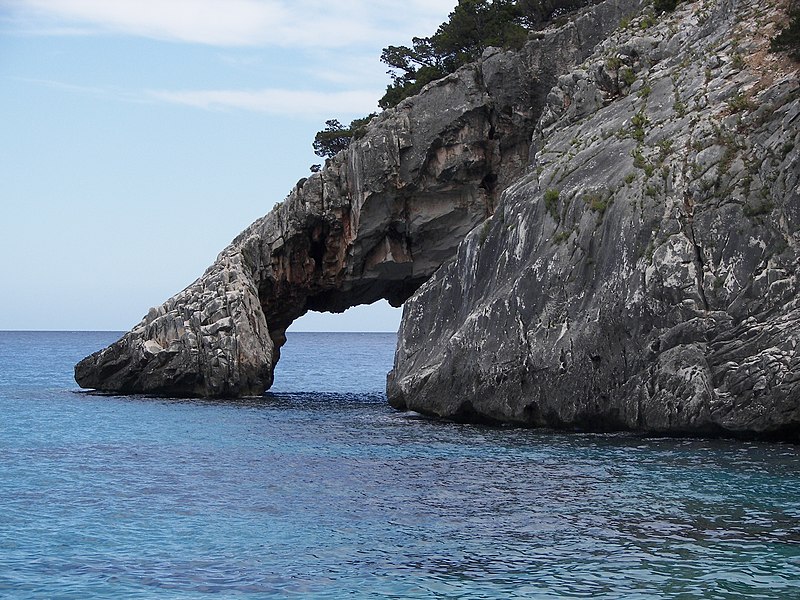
[727, 92, 754, 114]
[313, 119, 349, 158]
[378, 41, 448, 109]
[632, 147, 656, 177]
[313, 114, 377, 158]
[378, 0, 593, 109]
[653, 0, 681, 13]
[632, 148, 647, 169]
[719, 144, 737, 175]
[657, 138, 673, 161]
[631, 112, 649, 142]
[583, 191, 611, 215]
[639, 14, 656, 29]
[553, 229, 572, 244]
[379, 1, 529, 109]
[520, 0, 596, 23]
[544, 188, 560, 220]
[621, 67, 637, 86]
[631, 113, 648, 127]
[770, 10, 800, 60]
[743, 201, 775, 217]
[315, 0, 597, 154]
[348, 114, 377, 140]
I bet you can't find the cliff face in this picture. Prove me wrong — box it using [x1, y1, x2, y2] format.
[389, 0, 800, 439]
[75, 0, 642, 397]
[76, 0, 799, 440]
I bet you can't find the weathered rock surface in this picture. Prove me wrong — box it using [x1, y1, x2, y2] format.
[76, 0, 643, 397]
[389, 0, 800, 439]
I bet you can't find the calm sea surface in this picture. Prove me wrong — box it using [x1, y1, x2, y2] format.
[0, 331, 798, 599]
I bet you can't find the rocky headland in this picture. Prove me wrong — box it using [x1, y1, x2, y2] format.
[388, 0, 800, 439]
[77, 0, 799, 440]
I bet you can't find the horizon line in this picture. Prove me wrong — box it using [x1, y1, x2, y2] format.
[0, 329, 398, 334]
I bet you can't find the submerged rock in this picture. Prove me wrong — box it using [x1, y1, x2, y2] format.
[388, 0, 800, 439]
[76, 0, 643, 397]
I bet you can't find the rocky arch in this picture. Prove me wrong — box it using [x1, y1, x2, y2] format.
[74, 0, 643, 397]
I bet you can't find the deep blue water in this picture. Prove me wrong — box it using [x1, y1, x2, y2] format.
[0, 331, 799, 599]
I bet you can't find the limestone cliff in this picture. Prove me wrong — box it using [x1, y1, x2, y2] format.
[76, 0, 642, 397]
[389, 0, 800, 439]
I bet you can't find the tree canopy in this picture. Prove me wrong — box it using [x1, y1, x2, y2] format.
[377, 0, 592, 108]
[312, 115, 376, 159]
[770, 8, 800, 60]
[379, 0, 530, 109]
[313, 0, 593, 161]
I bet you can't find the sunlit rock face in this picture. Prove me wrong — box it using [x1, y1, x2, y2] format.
[75, 0, 643, 397]
[389, 0, 800, 440]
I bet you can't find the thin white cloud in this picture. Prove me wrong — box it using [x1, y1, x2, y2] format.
[5, 1, 459, 117]
[305, 51, 386, 88]
[16, 77, 377, 117]
[149, 87, 380, 117]
[216, 53, 265, 70]
[4, 0, 456, 48]
[6, 0, 286, 45]
[15, 76, 147, 102]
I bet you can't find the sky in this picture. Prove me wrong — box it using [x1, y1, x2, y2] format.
[0, 0, 457, 332]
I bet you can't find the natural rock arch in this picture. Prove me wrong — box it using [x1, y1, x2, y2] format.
[75, 0, 643, 397]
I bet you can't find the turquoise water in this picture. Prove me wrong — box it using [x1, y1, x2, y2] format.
[0, 331, 798, 599]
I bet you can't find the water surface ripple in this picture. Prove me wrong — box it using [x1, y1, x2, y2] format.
[0, 331, 798, 598]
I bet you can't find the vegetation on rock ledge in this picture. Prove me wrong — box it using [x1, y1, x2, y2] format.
[770, 5, 800, 59]
[380, 0, 595, 109]
[312, 115, 376, 160]
[312, 0, 594, 161]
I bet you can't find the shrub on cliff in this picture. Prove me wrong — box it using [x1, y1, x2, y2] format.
[378, 0, 529, 109]
[770, 9, 800, 59]
[312, 114, 376, 159]
[378, 0, 590, 109]
[653, 0, 681, 12]
[314, 0, 594, 157]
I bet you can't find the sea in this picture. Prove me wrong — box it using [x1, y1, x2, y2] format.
[0, 331, 798, 599]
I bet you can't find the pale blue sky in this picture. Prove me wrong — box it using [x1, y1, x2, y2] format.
[0, 0, 457, 332]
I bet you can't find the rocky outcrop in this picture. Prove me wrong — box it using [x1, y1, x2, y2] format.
[76, 0, 643, 397]
[388, 0, 800, 439]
